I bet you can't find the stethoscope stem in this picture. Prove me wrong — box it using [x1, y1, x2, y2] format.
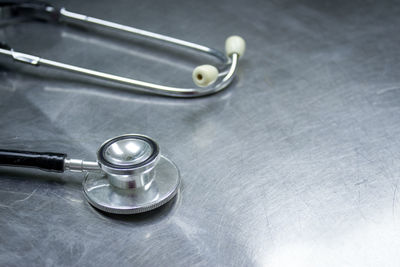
[64, 158, 100, 172]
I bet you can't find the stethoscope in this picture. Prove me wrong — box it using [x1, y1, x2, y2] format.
[0, 134, 181, 214]
[0, 1, 246, 97]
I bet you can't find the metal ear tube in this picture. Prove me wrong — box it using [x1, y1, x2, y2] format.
[0, 1, 246, 97]
[0, 134, 181, 214]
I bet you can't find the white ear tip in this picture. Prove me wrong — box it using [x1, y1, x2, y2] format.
[225, 35, 246, 57]
[192, 64, 219, 87]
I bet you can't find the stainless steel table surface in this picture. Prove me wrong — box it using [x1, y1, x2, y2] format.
[1, 0, 399, 266]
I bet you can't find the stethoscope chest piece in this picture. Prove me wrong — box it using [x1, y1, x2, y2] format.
[82, 135, 180, 214]
[0, 134, 180, 214]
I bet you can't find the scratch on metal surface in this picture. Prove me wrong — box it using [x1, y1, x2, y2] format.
[50, 191, 82, 204]
[0, 187, 39, 209]
[357, 190, 368, 222]
[216, 214, 225, 257]
[260, 184, 276, 248]
[172, 216, 208, 258]
[376, 86, 400, 95]
[0, 203, 12, 209]
[354, 179, 368, 186]
[12, 187, 38, 204]
[393, 182, 398, 219]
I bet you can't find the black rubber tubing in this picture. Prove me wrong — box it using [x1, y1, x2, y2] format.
[0, 149, 66, 172]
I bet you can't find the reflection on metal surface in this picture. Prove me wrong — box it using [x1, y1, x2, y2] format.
[43, 85, 233, 106]
[104, 138, 153, 166]
[261, 215, 400, 267]
[61, 31, 195, 72]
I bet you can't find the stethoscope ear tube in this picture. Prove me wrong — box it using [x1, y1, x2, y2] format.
[0, 149, 66, 172]
[0, 1, 245, 97]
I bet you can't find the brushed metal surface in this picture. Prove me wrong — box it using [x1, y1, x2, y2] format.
[1, 0, 400, 266]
